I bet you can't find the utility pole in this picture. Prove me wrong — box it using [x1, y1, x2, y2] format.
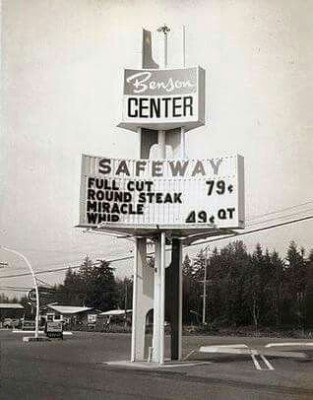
[201, 247, 209, 325]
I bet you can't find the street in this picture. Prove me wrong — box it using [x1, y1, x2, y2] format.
[1, 331, 313, 399]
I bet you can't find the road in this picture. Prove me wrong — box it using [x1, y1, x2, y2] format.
[1, 331, 313, 399]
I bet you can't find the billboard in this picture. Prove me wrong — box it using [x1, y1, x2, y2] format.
[118, 67, 205, 132]
[79, 154, 244, 232]
[46, 321, 63, 339]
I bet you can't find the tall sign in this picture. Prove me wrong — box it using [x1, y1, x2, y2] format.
[78, 27, 246, 365]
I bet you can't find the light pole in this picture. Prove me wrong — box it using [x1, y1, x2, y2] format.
[157, 24, 170, 68]
[0, 245, 40, 338]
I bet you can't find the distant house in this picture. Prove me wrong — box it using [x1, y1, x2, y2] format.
[45, 304, 100, 328]
[98, 309, 132, 326]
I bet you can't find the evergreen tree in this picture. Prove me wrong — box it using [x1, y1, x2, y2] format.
[81, 260, 117, 311]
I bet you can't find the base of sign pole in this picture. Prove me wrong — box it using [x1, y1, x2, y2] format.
[23, 336, 51, 342]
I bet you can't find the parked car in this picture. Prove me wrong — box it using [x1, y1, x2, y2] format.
[3, 318, 21, 329]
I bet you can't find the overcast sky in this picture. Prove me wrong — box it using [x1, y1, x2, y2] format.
[1, 0, 313, 297]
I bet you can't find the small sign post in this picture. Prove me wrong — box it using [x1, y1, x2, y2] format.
[45, 321, 63, 339]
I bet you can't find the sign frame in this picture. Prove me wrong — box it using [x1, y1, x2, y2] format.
[118, 66, 205, 132]
[78, 154, 244, 236]
[45, 321, 63, 339]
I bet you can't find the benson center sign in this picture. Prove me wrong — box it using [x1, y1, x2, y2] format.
[79, 154, 245, 231]
[118, 67, 205, 132]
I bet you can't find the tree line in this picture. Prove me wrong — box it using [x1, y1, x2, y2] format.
[3, 240, 313, 331]
[51, 257, 133, 312]
[183, 241, 313, 331]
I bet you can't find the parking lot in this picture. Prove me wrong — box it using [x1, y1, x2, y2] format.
[1, 330, 313, 399]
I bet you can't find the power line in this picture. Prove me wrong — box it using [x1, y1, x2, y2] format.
[0, 254, 135, 280]
[2, 200, 311, 274]
[247, 200, 313, 222]
[0, 286, 33, 290]
[0, 287, 32, 292]
[189, 215, 313, 248]
[246, 208, 313, 227]
[1, 214, 313, 280]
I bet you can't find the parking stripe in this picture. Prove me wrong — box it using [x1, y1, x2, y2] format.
[260, 354, 274, 370]
[250, 351, 262, 370]
[265, 342, 313, 348]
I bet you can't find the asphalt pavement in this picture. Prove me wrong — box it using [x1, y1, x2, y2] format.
[1, 331, 313, 399]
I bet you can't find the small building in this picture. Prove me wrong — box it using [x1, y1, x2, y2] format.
[45, 304, 100, 329]
[0, 303, 25, 327]
[98, 309, 132, 327]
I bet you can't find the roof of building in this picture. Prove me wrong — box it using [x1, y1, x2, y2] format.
[47, 305, 93, 315]
[100, 309, 132, 316]
[0, 303, 24, 309]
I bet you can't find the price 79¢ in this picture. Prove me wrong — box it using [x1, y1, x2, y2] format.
[206, 180, 234, 195]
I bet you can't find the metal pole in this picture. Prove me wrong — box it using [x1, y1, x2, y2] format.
[159, 231, 166, 364]
[178, 239, 183, 359]
[158, 130, 166, 158]
[131, 238, 138, 362]
[181, 26, 186, 160]
[164, 33, 168, 68]
[182, 25, 186, 67]
[157, 24, 170, 69]
[152, 239, 161, 362]
[180, 127, 186, 159]
[202, 248, 208, 325]
[0, 246, 40, 338]
[124, 280, 128, 327]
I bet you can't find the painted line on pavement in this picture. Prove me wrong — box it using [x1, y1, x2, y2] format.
[250, 350, 274, 371]
[105, 360, 210, 369]
[184, 349, 196, 360]
[265, 342, 313, 348]
[12, 330, 73, 335]
[260, 354, 274, 370]
[250, 351, 262, 370]
[199, 344, 275, 371]
[199, 344, 250, 354]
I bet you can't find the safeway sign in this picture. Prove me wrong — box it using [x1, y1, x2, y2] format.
[79, 154, 244, 230]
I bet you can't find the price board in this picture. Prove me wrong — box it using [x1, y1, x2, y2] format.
[79, 154, 244, 232]
[46, 321, 63, 339]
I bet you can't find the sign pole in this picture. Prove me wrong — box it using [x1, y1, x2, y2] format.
[159, 231, 166, 364]
[152, 25, 171, 364]
[131, 238, 139, 362]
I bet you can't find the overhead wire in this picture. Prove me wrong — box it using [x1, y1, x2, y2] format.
[2, 200, 311, 268]
[1, 214, 313, 281]
[246, 208, 313, 227]
[2, 200, 311, 276]
[246, 200, 313, 222]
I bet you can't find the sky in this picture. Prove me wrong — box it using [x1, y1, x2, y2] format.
[1, 0, 313, 298]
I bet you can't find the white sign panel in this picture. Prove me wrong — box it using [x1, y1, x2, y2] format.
[46, 321, 63, 333]
[79, 154, 244, 231]
[119, 67, 205, 132]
